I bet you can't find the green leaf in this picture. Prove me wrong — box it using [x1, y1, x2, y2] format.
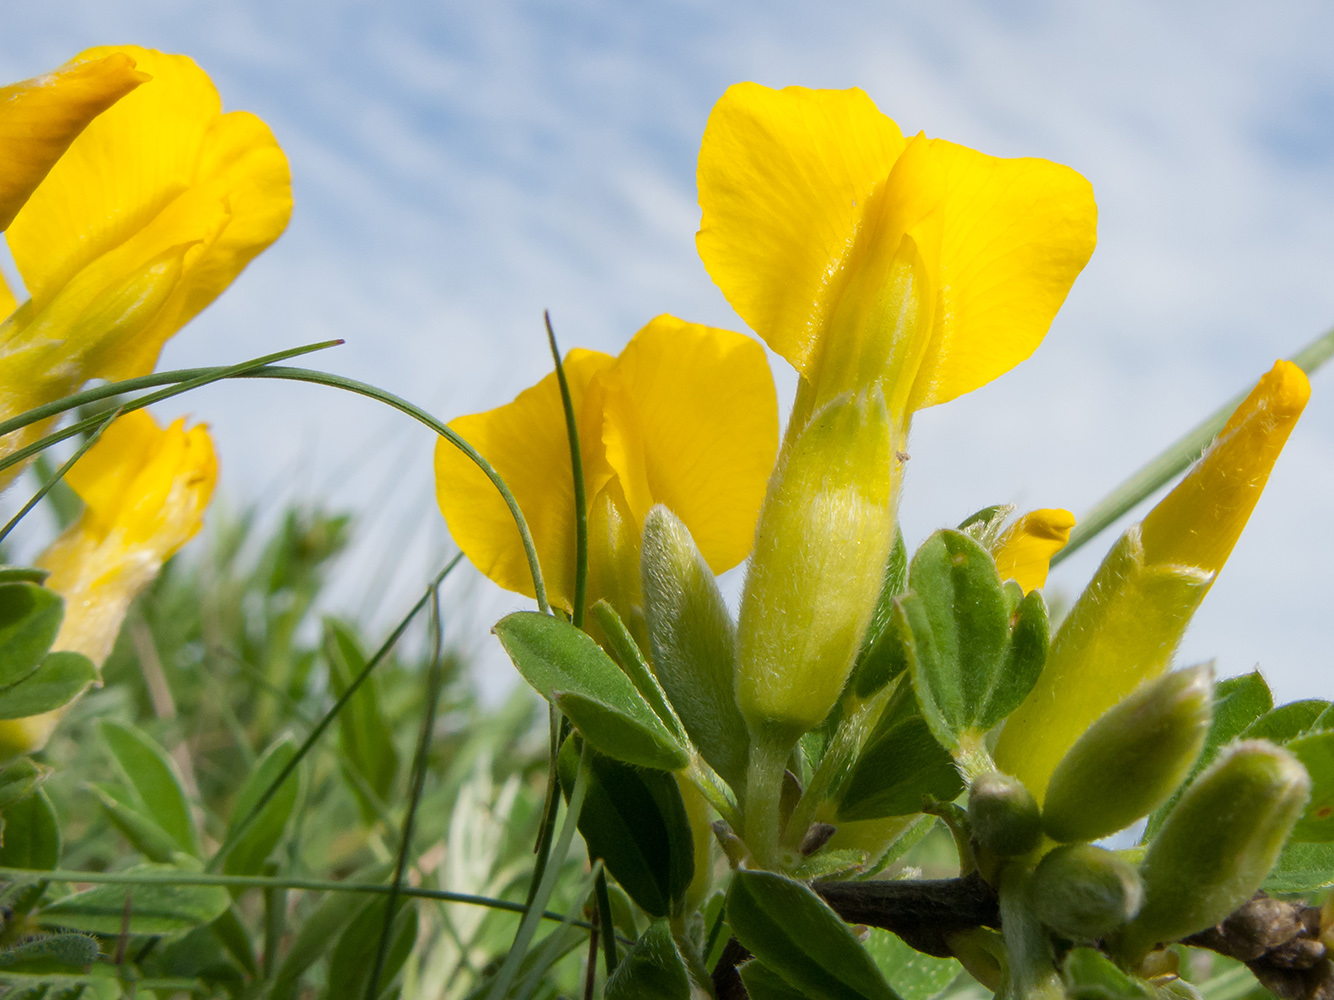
[1263, 841, 1334, 893]
[269, 867, 391, 1000]
[862, 928, 960, 1000]
[1242, 700, 1328, 743]
[1285, 730, 1334, 842]
[1145, 670, 1272, 839]
[322, 897, 418, 1000]
[0, 652, 95, 719]
[0, 568, 49, 586]
[837, 682, 962, 821]
[590, 600, 689, 748]
[494, 610, 688, 770]
[35, 865, 229, 936]
[902, 531, 1011, 749]
[0, 583, 63, 688]
[323, 619, 399, 822]
[88, 784, 181, 863]
[210, 906, 259, 979]
[1062, 947, 1153, 1000]
[557, 737, 693, 918]
[640, 508, 750, 791]
[984, 590, 1048, 728]
[222, 737, 301, 877]
[726, 869, 900, 1000]
[0, 758, 46, 810]
[741, 961, 812, 1000]
[98, 721, 196, 855]
[0, 789, 60, 870]
[0, 653, 87, 722]
[604, 921, 692, 1000]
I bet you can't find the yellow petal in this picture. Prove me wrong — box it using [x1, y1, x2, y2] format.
[992, 508, 1075, 593]
[435, 350, 616, 610]
[901, 137, 1098, 410]
[1140, 360, 1310, 573]
[599, 315, 779, 573]
[39, 409, 217, 665]
[0, 52, 148, 231]
[0, 270, 15, 320]
[6, 45, 291, 380]
[696, 83, 907, 373]
[697, 84, 1097, 414]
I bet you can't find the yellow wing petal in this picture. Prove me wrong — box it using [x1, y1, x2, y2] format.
[0, 52, 147, 231]
[435, 350, 616, 609]
[992, 508, 1075, 593]
[599, 315, 778, 574]
[696, 84, 906, 373]
[903, 137, 1097, 410]
[6, 46, 291, 379]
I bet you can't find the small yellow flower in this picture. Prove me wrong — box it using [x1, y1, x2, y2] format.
[995, 361, 1309, 799]
[992, 508, 1076, 594]
[0, 409, 217, 757]
[434, 315, 778, 618]
[0, 45, 291, 484]
[697, 84, 1097, 440]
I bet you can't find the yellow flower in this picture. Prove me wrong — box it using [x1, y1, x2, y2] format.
[992, 508, 1076, 594]
[434, 315, 778, 618]
[0, 408, 217, 757]
[0, 45, 291, 484]
[995, 360, 1310, 799]
[697, 84, 1097, 441]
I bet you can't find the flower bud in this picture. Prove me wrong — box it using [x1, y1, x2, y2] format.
[1115, 741, 1310, 964]
[969, 772, 1041, 857]
[995, 362, 1309, 802]
[736, 389, 897, 736]
[991, 508, 1076, 594]
[1031, 844, 1143, 941]
[1042, 665, 1213, 843]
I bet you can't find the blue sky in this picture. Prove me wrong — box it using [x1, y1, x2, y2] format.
[3, 0, 1333, 700]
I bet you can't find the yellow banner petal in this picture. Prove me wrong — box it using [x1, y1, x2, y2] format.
[696, 84, 906, 373]
[6, 45, 291, 379]
[0, 52, 147, 231]
[599, 315, 779, 574]
[435, 350, 616, 609]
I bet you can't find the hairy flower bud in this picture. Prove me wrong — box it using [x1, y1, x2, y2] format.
[1031, 844, 1143, 941]
[736, 388, 897, 737]
[969, 771, 1041, 857]
[1115, 741, 1310, 964]
[1042, 665, 1213, 843]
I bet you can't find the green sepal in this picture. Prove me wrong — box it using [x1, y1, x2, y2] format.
[1043, 665, 1213, 843]
[1116, 741, 1311, 964]
[604, 921, 692, 1000]
[557, 737, 693, 918]
[969, 771, 1041, 857]
[640, 506, 750, 791]
[0, 583, 63, 688]
[1030, 844, 1143, 941]
[495, 611, 689, 771]
[837, 679, 962, 822]
[726, 869, 901, 1000]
